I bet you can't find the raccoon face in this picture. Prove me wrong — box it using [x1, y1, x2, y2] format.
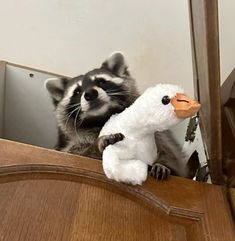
[45, 52, 139, 135]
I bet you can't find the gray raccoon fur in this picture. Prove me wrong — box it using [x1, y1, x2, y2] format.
[45, 52, 189, 178]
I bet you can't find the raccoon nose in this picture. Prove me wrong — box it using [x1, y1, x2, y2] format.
[84, 89, 98, 101]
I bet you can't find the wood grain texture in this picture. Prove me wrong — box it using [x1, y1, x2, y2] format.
[0, 138, 234, 241]
[188, 0, 224, 184]
[229, 188, 235, 219]
[0, 61, 6, 136]
[221, 68, 235, 187]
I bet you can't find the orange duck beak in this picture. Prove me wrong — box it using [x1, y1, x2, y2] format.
[171, 93, 201, 118]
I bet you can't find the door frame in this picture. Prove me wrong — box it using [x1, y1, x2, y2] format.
[188, 0, 224, 185]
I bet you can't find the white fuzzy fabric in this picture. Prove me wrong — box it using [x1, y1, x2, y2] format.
[100, 84, 185, 185]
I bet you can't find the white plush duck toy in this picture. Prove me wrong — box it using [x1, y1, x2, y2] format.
[99, 84, 201, 185]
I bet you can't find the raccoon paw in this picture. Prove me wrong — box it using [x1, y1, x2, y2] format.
[98, 133, 125, 153]
[149, 163, 171, 180]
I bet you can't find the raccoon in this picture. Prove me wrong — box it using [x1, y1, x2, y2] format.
[45, 52, 190, 179]
[45, 52, 138, 158]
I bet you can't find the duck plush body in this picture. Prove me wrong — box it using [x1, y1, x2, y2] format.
[99, 84, 201, 185]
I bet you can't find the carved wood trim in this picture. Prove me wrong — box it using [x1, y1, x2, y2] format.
[0, 138, 235, 240]
[0, 139, 203, 221]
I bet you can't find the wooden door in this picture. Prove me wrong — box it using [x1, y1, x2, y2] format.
[0, 139, 234, 241]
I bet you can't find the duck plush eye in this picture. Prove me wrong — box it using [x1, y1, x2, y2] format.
[161, 95, 171, 105]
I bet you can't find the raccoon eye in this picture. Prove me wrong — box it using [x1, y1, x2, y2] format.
[162, 96, 171, 105]
[74, 86, 81, 95]
[96, 78, 106, 87]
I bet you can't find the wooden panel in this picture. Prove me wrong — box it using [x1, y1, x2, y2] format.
[188, 0, 224, 184]
[221, 69, 235, 187]
[0, 139, 234, 241]
[0, 175, 198, 241]
[0, 61, 6, 137]
[229, 188, 235, 219]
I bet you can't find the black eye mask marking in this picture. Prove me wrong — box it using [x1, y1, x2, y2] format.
[94, 78, 122, 93]
[95, 78, 107, 88]
[73, 85, 82, 95]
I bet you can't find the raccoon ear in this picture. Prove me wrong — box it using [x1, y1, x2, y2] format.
[44, 77, 69, 102]
[101, 52, 129, 77]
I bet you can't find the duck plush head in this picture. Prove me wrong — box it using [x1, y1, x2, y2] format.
[100, 84, 201, 185]
[130, 84, 201, 132]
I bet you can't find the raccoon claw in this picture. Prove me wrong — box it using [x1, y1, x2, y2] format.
[98, 133, 125, 153]
[150, 163, 171, 180]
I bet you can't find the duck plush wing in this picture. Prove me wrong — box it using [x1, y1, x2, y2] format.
[102, 138, 148, 185]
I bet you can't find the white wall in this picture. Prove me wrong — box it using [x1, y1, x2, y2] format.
[0, 1, 208, 165]
[219, 0, 235, 83]
[0, 0, 194, 95]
